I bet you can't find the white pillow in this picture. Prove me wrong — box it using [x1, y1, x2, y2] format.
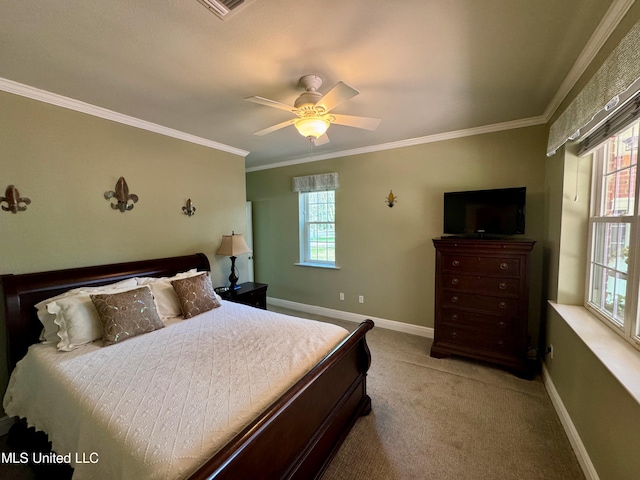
[136, 269, 205, 318]
[35, 278, 138, 347]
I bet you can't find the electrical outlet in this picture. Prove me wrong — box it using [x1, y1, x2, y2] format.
[339, 292, 344, 301]
[548, 344, 554, 359]
[358, 295, 364, 304]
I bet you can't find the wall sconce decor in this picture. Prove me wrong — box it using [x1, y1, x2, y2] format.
[1, 185, 31, 214]
[216, 231, 252, 290]
[385, 190, 397, 208]
[104, 177, 138, 212]
[182, 199, 196, 217]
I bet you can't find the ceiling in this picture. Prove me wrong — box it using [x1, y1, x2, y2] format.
[0, 0, 624, 170]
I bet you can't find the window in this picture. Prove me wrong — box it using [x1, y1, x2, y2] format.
[586, 119, 640, 348]
[299, 190, 336, 266]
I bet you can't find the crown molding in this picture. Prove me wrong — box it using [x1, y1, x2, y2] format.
[1, 0, 630, 171]
[543, 0, 635, 122]
[0, 77, 249, 158]
[245, 115, 546, 172]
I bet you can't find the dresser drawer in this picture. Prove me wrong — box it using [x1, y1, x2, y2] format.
[441, 292, 518, 316]
[441, 255, 521, 277]
[442, 273, 519, 296]
[437, 324, 518, 355]
[439, 308, 515, 334]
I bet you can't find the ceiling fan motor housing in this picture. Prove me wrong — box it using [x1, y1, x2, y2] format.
[294, 75, 324, 109]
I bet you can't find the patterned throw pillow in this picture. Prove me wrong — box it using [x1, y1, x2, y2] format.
[171, 272, 221, 319]
[90, 287, 165, 346]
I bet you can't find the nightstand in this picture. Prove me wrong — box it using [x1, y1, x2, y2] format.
[218, 282, 268, 309]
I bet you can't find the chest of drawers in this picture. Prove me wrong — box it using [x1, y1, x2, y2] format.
[431, 238, 535, 376]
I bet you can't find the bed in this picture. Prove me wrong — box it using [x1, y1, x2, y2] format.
[1, 253, 373, 479]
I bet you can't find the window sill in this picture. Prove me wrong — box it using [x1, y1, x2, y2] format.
[549, 301, 640, 404]
[294, 262, 340, 270]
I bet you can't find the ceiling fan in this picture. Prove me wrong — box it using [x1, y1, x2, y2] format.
[245, 75, 381, 145]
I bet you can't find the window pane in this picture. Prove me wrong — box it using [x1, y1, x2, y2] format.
[302, 190, 335, 264]
[600, 269, 626, 326]
[308, 203, 320, 222]
[618, 123, 638, 168]
[604, 174, 618, 215]
[590, 221, 630, 327]
[602, 124, 638, 217]
[604, 269, 616, 318]
[590, 264, 605, 310]
[614, 272, 627, 324]
[614, 225, 630, 274]
[630, 166, 637, 214]
[593, 222, 631, 272]
[605, 137, 617, 174]
[308, 223, 335, 262]
[592, 223, 607, 265]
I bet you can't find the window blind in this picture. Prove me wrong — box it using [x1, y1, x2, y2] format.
[547, 18, 640, 156]
[292, 172, 339, 193]
[578, 90, 640, 156]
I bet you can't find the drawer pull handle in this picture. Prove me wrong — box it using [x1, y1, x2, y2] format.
[499, 262, 509, 270]
[452, 260, 460, 267]
[451, 314, 459, 321]
[498, 282, 507, 290]
[451, 296, 459, 303]
[497, 340, 504, 347]
[451, 331, 458, 338]
[498, 302, 507, 309]
[451, 278, 459, 285]
[498, 321, 505, 327]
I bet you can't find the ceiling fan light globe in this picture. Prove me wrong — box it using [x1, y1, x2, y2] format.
[294, 117, 330, 139]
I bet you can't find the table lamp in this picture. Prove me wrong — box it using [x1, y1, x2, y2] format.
[216, 231, 252, 290]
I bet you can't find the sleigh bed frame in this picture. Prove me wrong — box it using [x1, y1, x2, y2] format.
[1, 253, 373, 480]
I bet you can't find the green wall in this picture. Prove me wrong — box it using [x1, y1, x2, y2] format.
[0, 90, 249, 413]
[545, 305, 640, 480]
[247, 125, 547, 343]
[541, 4, 640, 480]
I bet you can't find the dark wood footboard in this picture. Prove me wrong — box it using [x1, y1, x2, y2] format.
[189, 319, 374, 480]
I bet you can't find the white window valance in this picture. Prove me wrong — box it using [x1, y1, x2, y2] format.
[292, 172, 339, 192]
[547, 18, 640, 156]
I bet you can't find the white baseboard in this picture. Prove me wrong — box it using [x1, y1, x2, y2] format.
[266, 297, 434, 338]
[541, 363, 599, 480]
[0, 415, 15, 437]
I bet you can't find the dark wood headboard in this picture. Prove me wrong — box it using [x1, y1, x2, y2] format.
[1, 253, 210, 371]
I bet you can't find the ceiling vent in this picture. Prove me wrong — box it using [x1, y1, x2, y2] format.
[197, 0, 253, 20]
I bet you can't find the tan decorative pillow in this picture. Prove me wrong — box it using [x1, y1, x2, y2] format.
[171, 272, 221, 319]
[90, 287, 164, 346]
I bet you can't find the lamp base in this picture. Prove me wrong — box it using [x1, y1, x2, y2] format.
[228, 256, 239, 290]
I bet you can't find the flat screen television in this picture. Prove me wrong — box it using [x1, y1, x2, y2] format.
[443, 187, 526, 237]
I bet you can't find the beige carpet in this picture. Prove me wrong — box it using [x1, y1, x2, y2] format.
[0, 306, 584, 480]
[268, 306, 585, 480]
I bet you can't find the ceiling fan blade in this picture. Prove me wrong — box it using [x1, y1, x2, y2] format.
[253, 119, 295, 136]
[331, 114, 381, 131]
[317, 82, 359, 112]
[245, 96, 296, 113]
[313, 133, 330, 146]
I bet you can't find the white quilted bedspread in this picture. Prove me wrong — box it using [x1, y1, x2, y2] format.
[3, 301, 349, 479]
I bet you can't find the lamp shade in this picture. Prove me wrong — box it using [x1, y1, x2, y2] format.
[216, 233, 252, 256]
[294, 117, 330, 139]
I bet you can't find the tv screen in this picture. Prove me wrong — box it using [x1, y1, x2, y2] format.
[443, 187, 526, 237]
